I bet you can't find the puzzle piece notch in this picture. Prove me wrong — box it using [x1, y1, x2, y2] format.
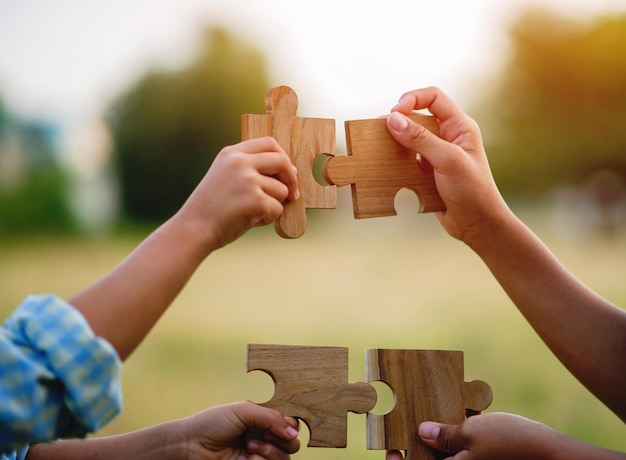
[241, 86, 337, 238]
[247, 344, 377, 448]
[323, 113, 445, 219]
[366, 349, 492, 460]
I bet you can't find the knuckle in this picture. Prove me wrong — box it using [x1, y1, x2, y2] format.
[263, 135, 279, 146]
[466, 116, 482, 135]
[219, 144, 237, 157]
[258, 197, 282, 220]
[218, 144, 242, 160]
[406, 123, 431, 145]
[399, 89, 416, 100]
[288, 438, 302, 454]
[440, 426, 455, 452]
[263, 136, 284, 153]
[277, 151, 291, 168]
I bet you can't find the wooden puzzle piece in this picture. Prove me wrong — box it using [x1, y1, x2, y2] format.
[242, 86, 336, 238]
[323, 114, 445, 219]
[366, 349, 492, 460]
[247, 344, 377, 448]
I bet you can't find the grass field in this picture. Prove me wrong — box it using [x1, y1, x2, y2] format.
[1, 201, 625, 458]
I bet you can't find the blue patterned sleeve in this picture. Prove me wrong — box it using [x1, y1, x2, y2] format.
[0, 295, 123, 454]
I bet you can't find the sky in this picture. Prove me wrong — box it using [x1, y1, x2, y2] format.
[0, 0, 624, 231]
[1, 0, 625, 127]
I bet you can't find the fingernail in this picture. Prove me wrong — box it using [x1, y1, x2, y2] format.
[247, 440, 259, 451]
[286, 426, 299, 438]
[388, 112, 408, 131]
[294, 189, 300, 200]
[292, 165, 298, 175]
[418, 422, 440, 440]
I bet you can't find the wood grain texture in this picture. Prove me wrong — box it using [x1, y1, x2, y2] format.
[366, 349, 492, 460]
[323, 113, 445, 218]
[247, 344, 377, 448]
[241, 86, 336, 238]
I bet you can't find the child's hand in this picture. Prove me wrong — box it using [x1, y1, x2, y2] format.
[177, 137, 299, 250]
[178, 402, 300, 460]
[25, 402, 301, 459]
[387, 412, 609, 460]
[386, 87, 510, 247]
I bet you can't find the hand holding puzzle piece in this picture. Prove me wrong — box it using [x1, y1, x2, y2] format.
[247, 344, 492, 460]
[242, 86, 445, 237]
[241, 86, 336, 238]
[323, 113, 445, 219]
[247, 344, 377, 448]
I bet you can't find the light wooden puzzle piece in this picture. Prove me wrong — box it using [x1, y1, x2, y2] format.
[366, 349, 493, 460]
[323, 114, 446, 218]
[241, 86, 336, 238]
[247, 344, 377, 448]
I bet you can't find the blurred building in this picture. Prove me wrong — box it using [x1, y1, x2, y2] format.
[0, 114, 61, 191]
[0, 107, 118, 234]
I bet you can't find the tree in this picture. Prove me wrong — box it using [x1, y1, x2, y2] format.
[477, 9, 626, 197]
[109, 27, 271, 221]
[0, 97, 5, 134]
[0, 117, 77, 236]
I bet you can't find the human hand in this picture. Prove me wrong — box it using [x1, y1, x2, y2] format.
[386, 87, 510, 247]
[24, 402, 301, 460]
[176, 137, 299, 250]
[176, 402, 301, 460]
[385, 412, 614, 460]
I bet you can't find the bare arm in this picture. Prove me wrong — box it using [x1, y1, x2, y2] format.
[69, 216, 210, 361]
[70, 138, 299, 360]
[466, 203, 626, 421]
[387, 413, 626, 460]
[26, 402, 300, 460]
[387, 87, 626, 421]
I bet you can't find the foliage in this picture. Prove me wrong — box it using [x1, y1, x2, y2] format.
[0, 115, 77, 236]
[0, 98, 5, 133]
[477, 9, 626, 196]
[0, 163, 76, 235]
[109, 27, 271, 222]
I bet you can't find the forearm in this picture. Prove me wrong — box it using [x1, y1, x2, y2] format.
[468, 209, 626, 420]
[70, 214, 217, 360]
[26, 421, 183, 460]
[536, 426, 626, 460]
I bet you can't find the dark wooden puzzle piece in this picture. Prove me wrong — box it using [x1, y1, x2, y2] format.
[247, 344, 377, 447]
[366, 349, 492, 460]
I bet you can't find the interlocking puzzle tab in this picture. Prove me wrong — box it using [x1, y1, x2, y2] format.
[241, 86, 336, 238]
[247, 344, 492, 459]
[247, 344, 377, 448]
[323, 114, 446, 218]
[366, 349, 493, 460]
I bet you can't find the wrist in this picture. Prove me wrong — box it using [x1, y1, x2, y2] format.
[159, 419, 191, 460]
[136, 418, 190, 460]
[163, 211, 222, 261]
[461, 205, 521, 255]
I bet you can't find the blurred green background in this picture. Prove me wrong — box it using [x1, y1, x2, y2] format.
[1, 1, 626, 457]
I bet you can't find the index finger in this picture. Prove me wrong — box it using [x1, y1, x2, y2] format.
[233, 402, 299, 441]
[240, 137, 300, 201]
[390, 86, 467, 125]
[252, 152, 299, 202]
[239, 136, 287, 155]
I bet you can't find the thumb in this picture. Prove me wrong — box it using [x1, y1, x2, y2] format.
[386, 112, 453, 172]
[418, 421, 464, 454]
